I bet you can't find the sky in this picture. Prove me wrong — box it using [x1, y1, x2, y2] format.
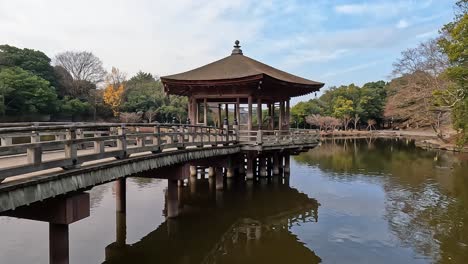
[0, 0, 457, 104]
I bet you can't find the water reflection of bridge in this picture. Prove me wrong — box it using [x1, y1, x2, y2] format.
[104, 177, 320, 264]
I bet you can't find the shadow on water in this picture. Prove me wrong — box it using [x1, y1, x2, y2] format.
[1, 173, 321, 264]
[295, 138, 468, 264]
[104, 177, 321, 264]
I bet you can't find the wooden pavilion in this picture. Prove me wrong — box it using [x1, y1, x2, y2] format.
[161, 41, 324, 131]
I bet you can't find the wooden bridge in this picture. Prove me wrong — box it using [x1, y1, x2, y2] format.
[0, 122, 319, 212]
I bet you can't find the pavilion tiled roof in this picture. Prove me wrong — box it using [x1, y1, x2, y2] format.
[161, 41, 324, 97]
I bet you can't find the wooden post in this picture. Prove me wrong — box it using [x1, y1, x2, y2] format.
[0, 136, 12, 146]
[215, 167, 224, 190]
[115, 178, 126, 213]
[167, 179, 179, 218]
[27, 145, 42, 165]
[279, 101, 285, 131]
[136, 127, 145, 148]
[236, 97, 241, 126]
[248, 96, 253, 131]
[152, 125, 161, 153]
[257, 98, 262, 130]
[256, 130, 263, 145]
[273, 153, 280, 175]
[272, 102, 275, 130]
[203, 98, 208, 126]
[225, 103, 229, 125]
[284, 153, 291, 173]
[116, 126, 127, 158]
[64, 128, 77, 166]
[93, 132, 104, 154]
[286, 99, 290, 130]
[218, 104, 222, 128]
[49, 223, 69, 264]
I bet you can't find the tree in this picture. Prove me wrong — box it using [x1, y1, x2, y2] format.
[103, 84, 125, 117]
[60, 96, 91, 121]
[106, 67, 126, 88]
[306, 114, 323, 130]
[367, 119, 377, 130]
[54, 51, 106, 83]
[352, 113, 360, 130]
[290, 99, 322, 127]
[438, 0, 468, 145]
[332, 96, 354, 130]
[388, 38, 450, 139]
[0, 66, 58, 114]
[119, 112, 142, 123]
[0, 45, 56, 84]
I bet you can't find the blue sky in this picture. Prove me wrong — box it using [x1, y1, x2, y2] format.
[0, 0, 456, 103]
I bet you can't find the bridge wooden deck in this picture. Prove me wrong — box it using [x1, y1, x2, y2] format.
[0, 122, 319, 212]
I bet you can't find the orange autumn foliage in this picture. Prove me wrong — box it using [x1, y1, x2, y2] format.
[103, 84, 124, 116]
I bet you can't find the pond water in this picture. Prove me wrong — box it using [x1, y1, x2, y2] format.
[0, 138, 467, 263]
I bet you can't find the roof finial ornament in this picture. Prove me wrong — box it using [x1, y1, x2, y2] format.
[231, 40, 243, 55]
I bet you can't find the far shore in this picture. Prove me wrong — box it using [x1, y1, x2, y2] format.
[318, 129, 468, 153]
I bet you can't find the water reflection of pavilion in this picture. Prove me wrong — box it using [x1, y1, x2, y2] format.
[104, 178, 320, 264]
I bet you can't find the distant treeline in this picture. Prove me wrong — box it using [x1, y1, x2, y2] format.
[292, 0, 467, 145]
[0, 47, 187, 123]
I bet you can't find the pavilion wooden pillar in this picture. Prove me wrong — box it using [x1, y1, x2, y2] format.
[189, 98, 195, 125]
[203, 98, 208, 126]
[236, 98, 240, 123]
[257, 99, 262, 130]
[225, 103, 229, 125]
[267, 103, 272, 129]
[248, 96, 253, 131]
[286, 99, 290, 130]
[279, 100, 285, 130]
[217, 104, 222, 128]
[272, 103, 275, 130]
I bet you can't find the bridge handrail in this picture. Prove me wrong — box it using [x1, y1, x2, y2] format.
[0, 123, 319, 183]
[0, 122, 219, 133]
[0, 123, 238, 182]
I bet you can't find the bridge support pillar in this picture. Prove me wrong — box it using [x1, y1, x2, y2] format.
[284, 154, 290, 174]
[189, 166, 197, 177]
[116, 211, 126, 247]
[208, 167, 215, 177]
[246, 157, 254, 180]
[50, 223, 69, 264]
[226, 167, 235, 178]
[115, 178, 126, 213]
[189, 176, 197, 194]
[273, 153, 280, 175]
[167, 179, 179, 218]
[215, 167, 224, 190]
[177, 179, 184, 187]
[259, 157, 268, 177]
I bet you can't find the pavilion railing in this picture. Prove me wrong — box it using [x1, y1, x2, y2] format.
[237, 129, 320, 145]
[0, 122, 237, 182]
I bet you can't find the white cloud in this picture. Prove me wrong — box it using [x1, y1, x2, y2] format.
[0, 0, 268, 76]
[334, 1, 434, 17]
[396, 19, 410, 29]
[416, 30, 438, 39]
[284, 49, 349, 66]
[322, 60, 382, 78]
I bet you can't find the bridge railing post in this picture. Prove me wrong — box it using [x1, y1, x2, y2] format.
[64, 128, 78, 167]
[223, 123, 229, 145]
[256, 130, 263, 145]
[0, 136, 12, 146]
[178, 124, 185, 148]
[116, 125, 127, 158]
[188, 126, 194, 143]
[152, 125, 161, 153]
[93, 131, 105, 154]
[136, 127, 145, 148]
